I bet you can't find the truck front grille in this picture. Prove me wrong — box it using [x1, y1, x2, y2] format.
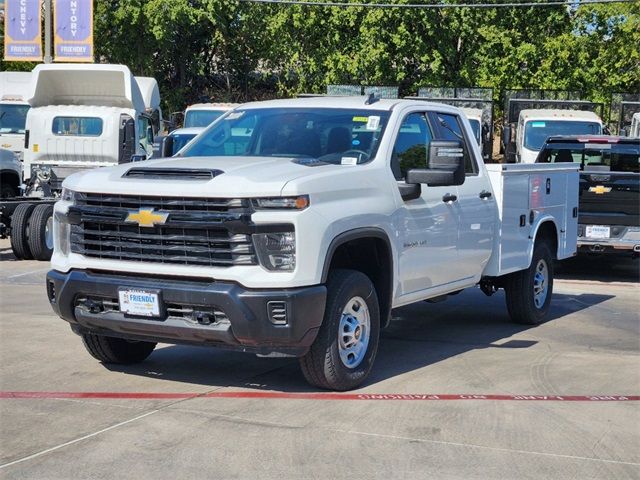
[69, 193, 257, 267]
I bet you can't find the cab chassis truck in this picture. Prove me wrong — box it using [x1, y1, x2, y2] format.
[47, 97, 579, 390]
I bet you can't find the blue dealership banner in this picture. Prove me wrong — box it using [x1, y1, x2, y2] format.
[4, 0, 43, 61]
[53, 0, 93, 62]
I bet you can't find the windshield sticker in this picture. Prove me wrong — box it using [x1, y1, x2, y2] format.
[531, 121, 546, 128]
[341, 156, 358, 165]
[352, 116, 368, 123]
[366, 116, 380, 131]
[352, 139, 361, 146]
[225, 111, 244, 120]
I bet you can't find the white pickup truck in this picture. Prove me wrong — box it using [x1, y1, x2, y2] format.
[47, 97, 579, 390]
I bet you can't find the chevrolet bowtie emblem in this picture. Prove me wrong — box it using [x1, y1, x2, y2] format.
[125, 209, 169, 227]
[589, 185, 611, 194]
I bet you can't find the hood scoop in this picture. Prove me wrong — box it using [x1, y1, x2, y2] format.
[123, 167, 223, 180]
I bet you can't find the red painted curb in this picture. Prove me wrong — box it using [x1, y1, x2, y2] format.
[0, 392, 638, 401]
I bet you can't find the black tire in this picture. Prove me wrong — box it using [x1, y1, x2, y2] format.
[81, 333, 156, 364]
[10, 203, 36, 260]
[300, 269, 380, 391]
[27, 204, 54, 261]
[505, 241, 554, 325]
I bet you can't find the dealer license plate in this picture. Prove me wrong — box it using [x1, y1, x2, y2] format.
[118, 289, 161, 317]
[585, 225, 610, 239]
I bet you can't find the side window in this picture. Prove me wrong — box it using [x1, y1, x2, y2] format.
[430, 112, 477, 175]
[137, 116, 151, 142]
[391, 112, 431, 180]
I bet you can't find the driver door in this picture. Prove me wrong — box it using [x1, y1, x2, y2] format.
[391, 111, 463, 296]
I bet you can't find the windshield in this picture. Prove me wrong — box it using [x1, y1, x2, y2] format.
[170, 133, 198, 155]
[468, 119, 481, 144]
[524, 120, 601, 151]
[181, 107, 391, 164]
[184, 110, 226, 128]
[537, 143, 640, 172]
[0, 104, 30, 134]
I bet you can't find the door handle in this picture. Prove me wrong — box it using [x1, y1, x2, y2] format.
[479, 190, 492, 200]
[442, 193, 457, 203]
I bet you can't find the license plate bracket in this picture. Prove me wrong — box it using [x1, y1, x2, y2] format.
[585, 225, 610, 239]
[118, 288, 163, 318]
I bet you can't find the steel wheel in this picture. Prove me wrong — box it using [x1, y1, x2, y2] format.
[338, 296, 371, 369]
[45, 216, 54, 250]
[533, 258, 549, 309]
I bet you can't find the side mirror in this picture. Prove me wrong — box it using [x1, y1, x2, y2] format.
[146, 126, 154, 143]
[406, 141, 465, 187]
[160, 135, 174, 157]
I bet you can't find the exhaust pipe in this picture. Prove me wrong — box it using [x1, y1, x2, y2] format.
[634, 245, 640, 253]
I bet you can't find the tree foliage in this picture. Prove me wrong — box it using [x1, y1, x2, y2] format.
[2, 0, 638, 115]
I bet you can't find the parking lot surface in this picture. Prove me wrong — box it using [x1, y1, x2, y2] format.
[1, 240, 638, 479]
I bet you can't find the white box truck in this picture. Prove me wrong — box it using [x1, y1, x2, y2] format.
[0, 71, 31, 162]
[501, 93, 604, 163]
[47, 97, 579, 390]
[6, 64, 161, 262]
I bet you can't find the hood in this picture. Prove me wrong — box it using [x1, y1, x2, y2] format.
[63, 155, 347, 197]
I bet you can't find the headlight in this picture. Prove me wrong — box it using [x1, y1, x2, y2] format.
[60, 187, 76, 203]
[253, 196, 309, 210]
[253, 232, 296, 271]
[53, 212, 70, 255]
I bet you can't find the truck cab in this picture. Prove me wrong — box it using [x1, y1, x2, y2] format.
[47, 97, 578, 390]
[516, 110, 602, 164]
[0, 71, 31, 162]
[460, 107, 483, 149]
[183, 103, 238, 128]
[23, 64, 157, 195]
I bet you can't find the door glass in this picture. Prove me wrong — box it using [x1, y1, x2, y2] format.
[432, 112, 476, 174]
[391, 113, 432, 180]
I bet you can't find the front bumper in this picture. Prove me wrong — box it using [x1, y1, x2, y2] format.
[577, 225, 640, 254]
[47, 269, 327, 356]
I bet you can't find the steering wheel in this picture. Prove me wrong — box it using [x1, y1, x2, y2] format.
[341, 149, 370, 163]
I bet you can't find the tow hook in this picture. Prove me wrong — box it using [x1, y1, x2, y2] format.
[590, 244, 604, 253]
[480, 279, 498, 297]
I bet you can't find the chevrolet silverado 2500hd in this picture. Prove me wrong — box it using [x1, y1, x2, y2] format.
[47, 97, 579, 390]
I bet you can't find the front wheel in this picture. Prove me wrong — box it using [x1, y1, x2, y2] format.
[81, 333, 156, 364]
[505, 242, 554, 325]
[300, 269, 380, 391]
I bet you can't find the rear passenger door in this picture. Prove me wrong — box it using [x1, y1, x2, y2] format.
[430, 111, 495, 282]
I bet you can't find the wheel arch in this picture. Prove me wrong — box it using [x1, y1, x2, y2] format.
[321, 228, 394, 327]
[528, 217, 559, 265]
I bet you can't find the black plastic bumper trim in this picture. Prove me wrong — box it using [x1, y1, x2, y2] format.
[47, 270, 326, 356]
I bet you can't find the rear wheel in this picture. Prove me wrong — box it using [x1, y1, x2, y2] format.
[300, 269, 380, 390]
[28, 204, 54, 261]
[81, 333, 156, 364]
[10, 203, 36, 260]
[505, 241, 554, 325]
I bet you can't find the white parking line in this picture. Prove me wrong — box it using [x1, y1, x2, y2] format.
[5, 269, 49, 280]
